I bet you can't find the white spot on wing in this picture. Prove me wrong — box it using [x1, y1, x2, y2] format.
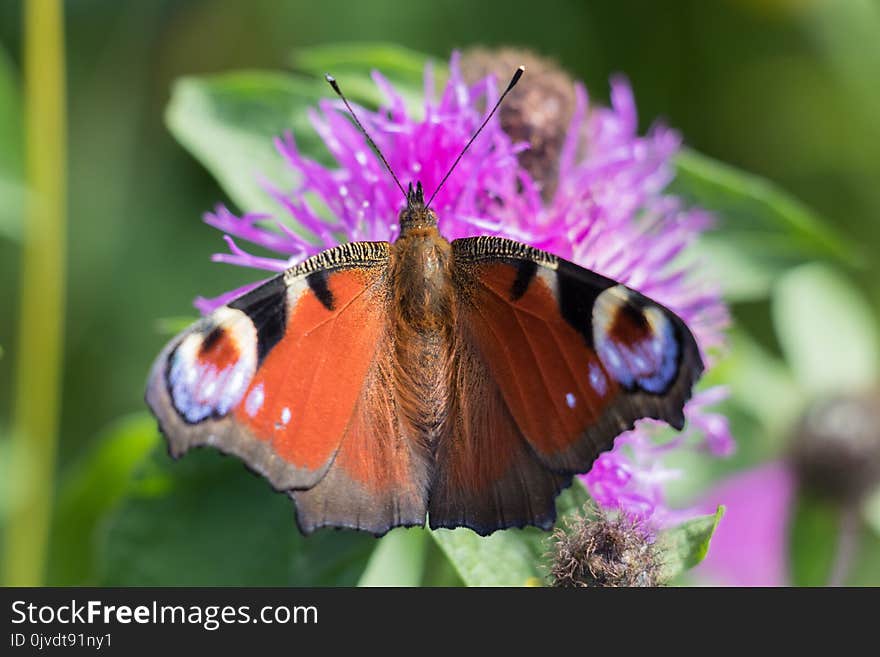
[245, 383, 264, 418]
[566, 392, 577, 409]
[202, 380, 217, 398]
[589, 362, 608, 396]
[229, 369, 245, 395]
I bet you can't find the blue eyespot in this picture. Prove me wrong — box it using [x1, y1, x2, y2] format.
[166, 308, 257, 423]
[592, 286, 679, 395]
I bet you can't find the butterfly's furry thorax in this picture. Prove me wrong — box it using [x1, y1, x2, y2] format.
[391, 223, 453, 328]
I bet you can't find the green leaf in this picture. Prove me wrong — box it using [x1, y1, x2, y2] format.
[358, 527, 428, 586]
[864, 486, 880, 538]
[671, 149, 860, 301]
[772, 263, 879, 397]
[789, 493, 839, 586]
[292, 42, 436, 118]
[99, 447, 375, 585]
[165, 45, 432, 229]
[420, 537, 466, 586]
[714, 329, 805, 439]
[292, 42, 430, 85]
[47, 414, 160, 585]
[166, 63, 427, 226]
[845, 524, 880, 586]
[430, 526, 543, 587]
[166, 71, 329, 216]
[0, 43, 23, 242]
[658, 506, 725, 581]
[429, 480, 591, 587]
[791, 492, 880, 586]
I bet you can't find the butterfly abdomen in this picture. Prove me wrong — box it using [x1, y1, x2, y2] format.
[390, 228, 456, 443]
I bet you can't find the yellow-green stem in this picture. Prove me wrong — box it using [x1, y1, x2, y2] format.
[3, 0, 67, 586]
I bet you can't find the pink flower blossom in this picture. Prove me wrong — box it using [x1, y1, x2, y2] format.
[694, 462, 796, 586]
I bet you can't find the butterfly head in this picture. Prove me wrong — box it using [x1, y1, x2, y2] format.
[399, 181, 438, 233]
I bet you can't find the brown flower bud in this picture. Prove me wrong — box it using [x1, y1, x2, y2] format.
[461, 48, 576, 201]
[790, 390, 880, 503]
[549, 505, 663, 587]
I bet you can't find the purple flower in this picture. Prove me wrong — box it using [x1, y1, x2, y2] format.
[196, 52, 732, 525]
[693, 461, 796, 586]
[694, 391, 880, 586]
[195, 53, 526, 312]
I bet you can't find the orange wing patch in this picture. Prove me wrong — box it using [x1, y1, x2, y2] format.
[292, 336, 431, 535]
[234, 268, 385, 474]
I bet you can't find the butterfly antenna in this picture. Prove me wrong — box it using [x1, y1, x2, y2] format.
[426, 65, 525, 209]
[325, 74, 408, 201]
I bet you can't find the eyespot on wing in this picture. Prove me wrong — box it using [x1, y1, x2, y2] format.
[166, 306, 259, 424]
[592, 285, 680, 395]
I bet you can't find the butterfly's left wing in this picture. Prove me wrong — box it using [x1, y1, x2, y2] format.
[146, 241, 431, 536]
[429, 236, 704, 533]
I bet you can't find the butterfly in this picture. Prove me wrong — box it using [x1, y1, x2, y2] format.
[146, 69, 704, 537]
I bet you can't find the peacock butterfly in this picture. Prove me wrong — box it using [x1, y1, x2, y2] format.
[146, 68, 703, 536]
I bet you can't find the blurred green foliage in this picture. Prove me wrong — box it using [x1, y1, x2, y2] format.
[45, 414, 157, 585]
[1, 0, 879, 586]
[98, 443, 376, 586]
[0, 44, 22, 242]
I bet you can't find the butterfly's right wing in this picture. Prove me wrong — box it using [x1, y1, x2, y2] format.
[429, 236, 704, 534]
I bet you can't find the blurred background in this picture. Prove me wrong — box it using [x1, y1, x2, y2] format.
[1, 0, 878, 586]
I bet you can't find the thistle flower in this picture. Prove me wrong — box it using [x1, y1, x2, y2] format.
[549, 505, 662, 587]
[195, 51, 732, 526]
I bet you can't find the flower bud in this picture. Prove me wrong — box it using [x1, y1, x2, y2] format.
[549, 505, 662, 587]
[789, 390, 880, 503]
[461, 48, 576, 200]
